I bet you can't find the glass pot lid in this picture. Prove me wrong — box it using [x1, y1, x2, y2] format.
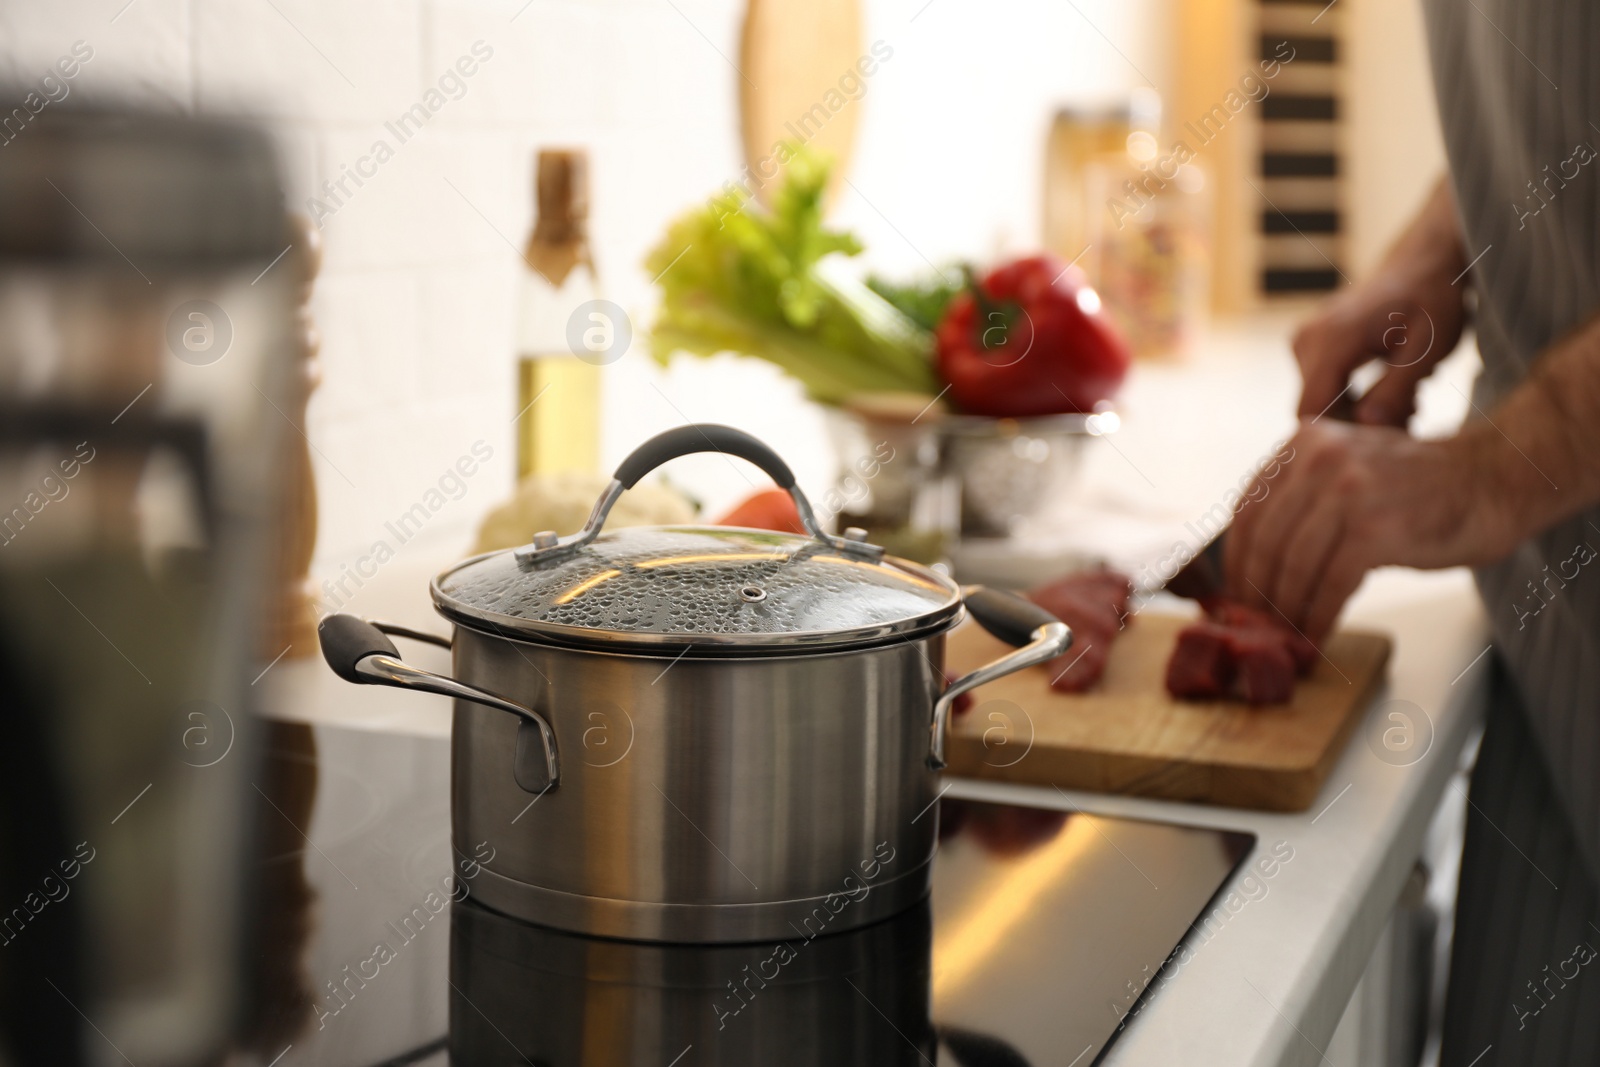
[433, 525, 960, 652]
[430, 425, 961, 653]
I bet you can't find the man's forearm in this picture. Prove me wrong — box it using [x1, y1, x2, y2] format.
[1381, 176, 1468, 285]
[1461, 313, 1600, 552]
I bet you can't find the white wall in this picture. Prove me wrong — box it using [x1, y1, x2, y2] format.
[0, 0, 1162, 576]
[1345, 0, 1447, 278]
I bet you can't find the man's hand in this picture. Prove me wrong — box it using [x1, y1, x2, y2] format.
[1224, 420, 1514, 642]
[1294, 178, 1469, 427]
[1226, 180, 1600, 644]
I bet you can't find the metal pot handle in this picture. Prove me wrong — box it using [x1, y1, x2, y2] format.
[317, 614, 560, 792]
[513, 423, 883, 566]
[928, 587, 1071, 770]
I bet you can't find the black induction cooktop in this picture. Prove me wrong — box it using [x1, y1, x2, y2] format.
[242, 720, 1252, 1066]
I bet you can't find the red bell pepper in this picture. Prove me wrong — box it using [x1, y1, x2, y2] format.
[935, 255, 1130, 417]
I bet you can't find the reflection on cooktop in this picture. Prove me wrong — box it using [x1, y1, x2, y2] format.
[452, 894, 933, 1064]
[249, 722, 1253, 1066]
[931, 799, 1253, 1064]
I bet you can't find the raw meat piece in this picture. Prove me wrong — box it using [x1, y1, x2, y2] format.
[1226, 629, 1297, 704]
[1164, 602, 1308, 705]
[1165, 623, 1234, 699]
[1204, 600, 1317, 675]
[1028, 568, 1134, 693]
[1031, 585, 1123, 641]
[1047, 640, 1109, 694]
[1072, 571, 1134, 628]
[1040, 568, 1133, 616]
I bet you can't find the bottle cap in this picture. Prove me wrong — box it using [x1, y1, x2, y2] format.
[534, 149, 588, 242]
[526, 149, 591, 285]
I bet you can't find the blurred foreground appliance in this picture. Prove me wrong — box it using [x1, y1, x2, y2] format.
[0, 106, 298, 1065]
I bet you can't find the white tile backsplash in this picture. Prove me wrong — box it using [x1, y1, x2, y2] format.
[312, 270, 428, 421]
[418, 262, 520, 401]
[195, 0, 425, 122]
[1, 0, 1160, 571]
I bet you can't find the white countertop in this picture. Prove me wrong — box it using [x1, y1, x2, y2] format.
[264, 316, 1492, 1066]
[954, 565, 1488, 1067]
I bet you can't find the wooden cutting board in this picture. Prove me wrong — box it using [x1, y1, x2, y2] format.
[943, 612, 1392, 812]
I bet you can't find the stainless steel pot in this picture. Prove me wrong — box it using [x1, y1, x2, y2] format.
[319, 425, 1069, 942]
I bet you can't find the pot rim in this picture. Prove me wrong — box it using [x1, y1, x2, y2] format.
[430, 538, 965, 657]
[434, 607, 964, 660]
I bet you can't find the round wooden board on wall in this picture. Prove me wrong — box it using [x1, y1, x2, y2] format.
[738, 0, 864, 206]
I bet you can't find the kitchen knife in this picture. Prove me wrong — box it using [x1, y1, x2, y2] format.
[1154, 361, 1373, 601]
[1159, 526, 1228, 602]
